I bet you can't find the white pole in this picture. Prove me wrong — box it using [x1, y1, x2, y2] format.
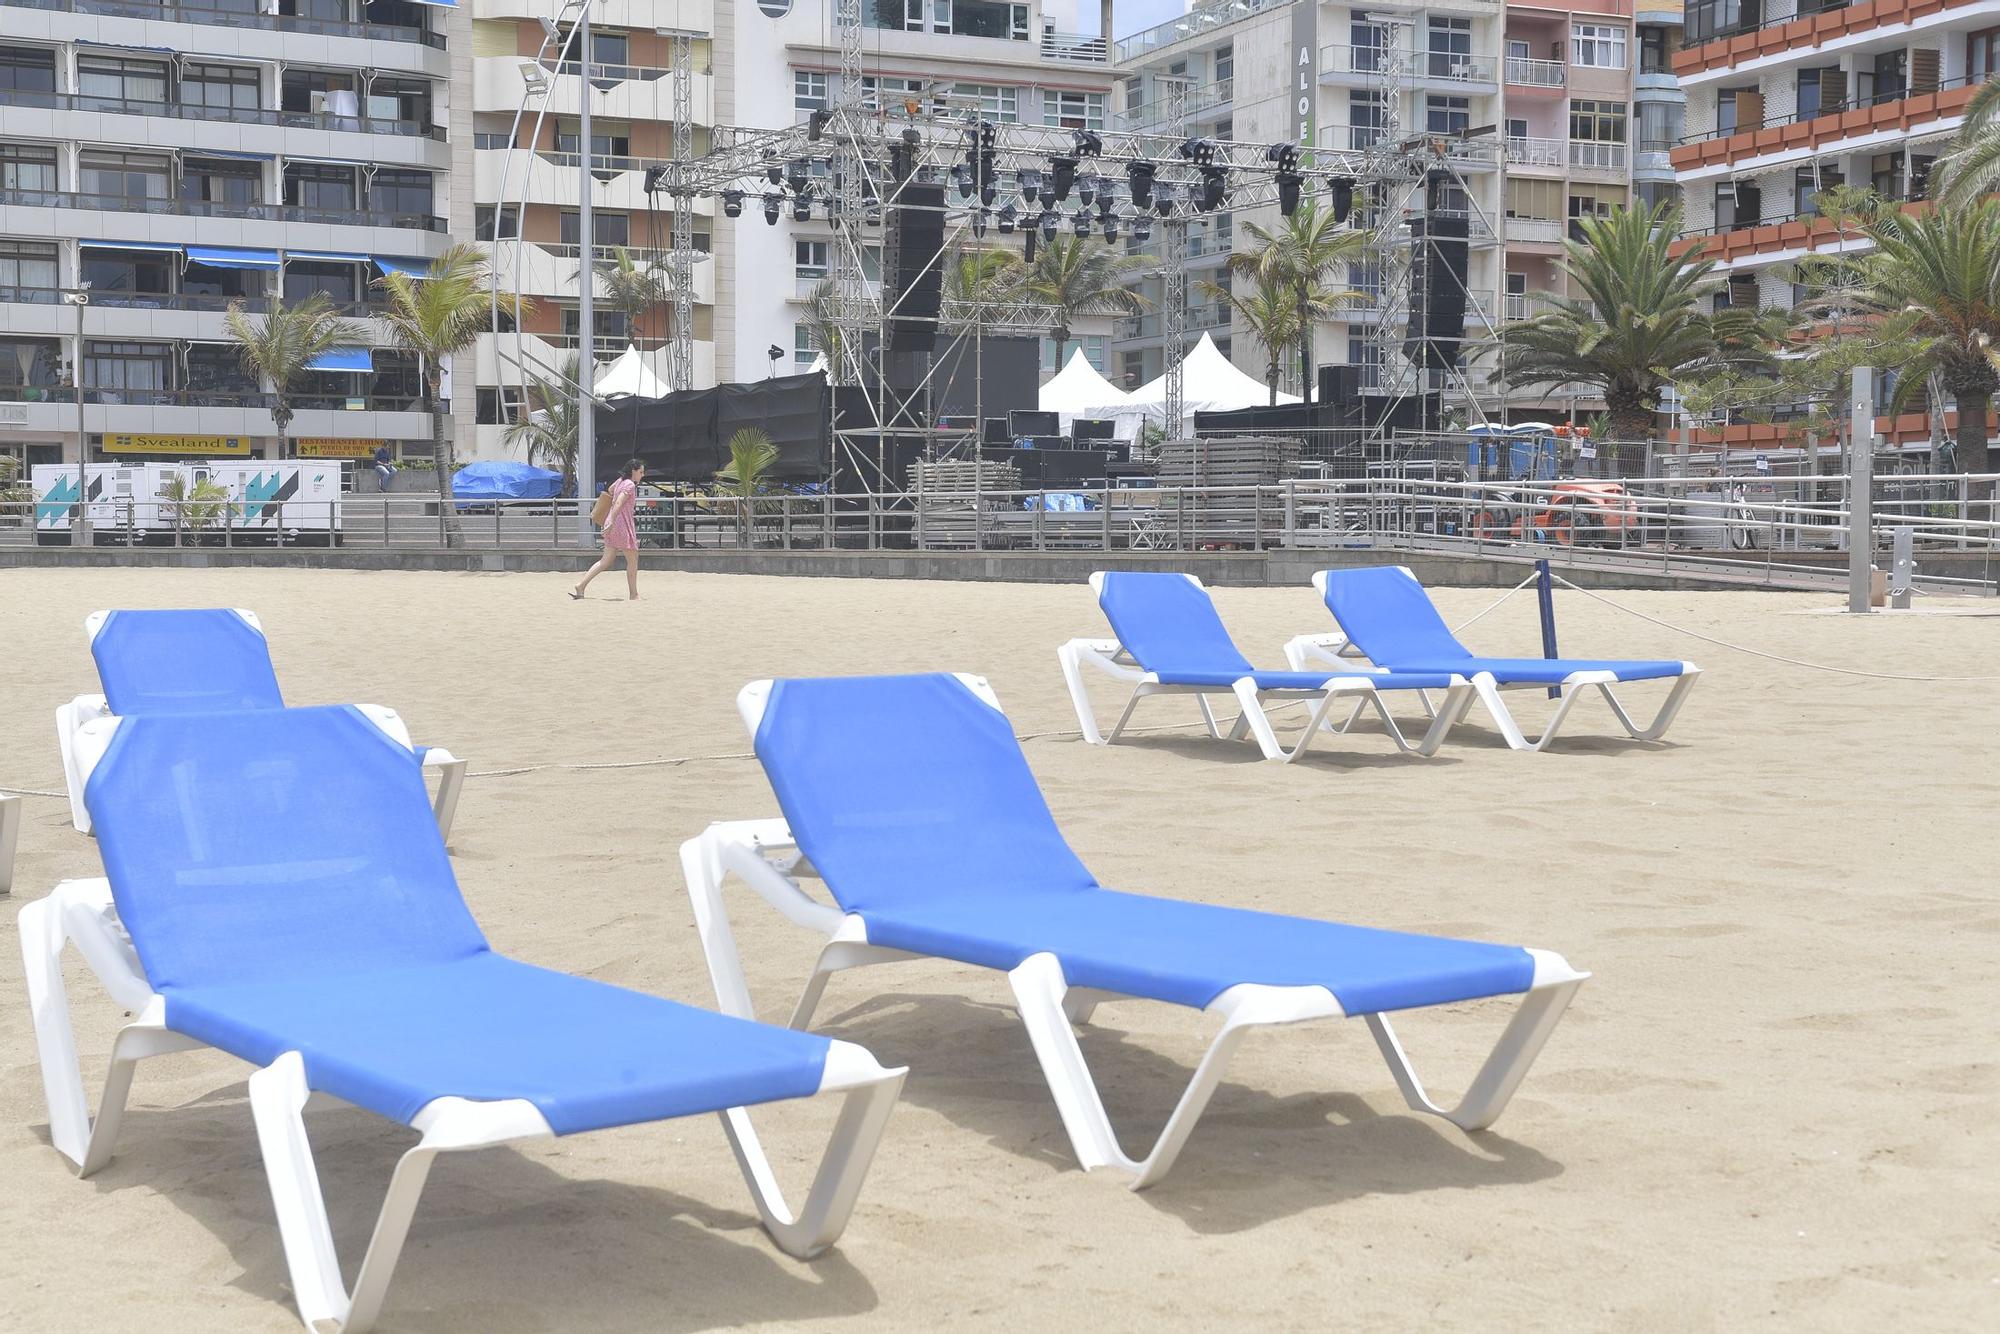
[1847, 366, 1874, 613]
[575, 6, 597, 546]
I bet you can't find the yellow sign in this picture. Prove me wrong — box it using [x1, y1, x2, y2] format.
[102, 434, 252, 457]
[295, 438, 379, 459]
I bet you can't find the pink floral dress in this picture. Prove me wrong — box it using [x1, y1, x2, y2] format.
[601, 477, 638, 551]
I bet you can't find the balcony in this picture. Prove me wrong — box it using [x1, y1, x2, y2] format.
[1040, 31, 1108, 64]
[1112, 81, 1232, 134]
[1113, 0, 1290, 63]
[1505, 216, 1566, 244]
[1569, 141, 1629, 170]
[1674, 73, 1982, 176]
[0, 286, 394, 317]
[1321, 45, 1498, 88]
[0, 188, 445, 232]
[0, 88, 442, 140]
[1505, 57, 1567, 88]
[1504, 293, 1562, 321]
[0, 0, 445, 49]
[1504, 135, 1567, 168]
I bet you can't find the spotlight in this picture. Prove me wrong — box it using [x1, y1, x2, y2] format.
[951, 163, 972, 199]
[1275, 170, 1302, 217]
[807, 109, 831, 141]
[1264, 141, 1300, 172]
[1125, 162, 1155, 210]
[762, 190, 781, 224]
[1073, 130, 1102, 157]
[785, 158, 808, 192]
[1072, 209, 1090, 237]
[1330, 177, 1355, 224]
[1039, 210, 1058, 241]
[1077, 173, 1096, 208]
[901, 126, 920, 145]
[1103, 216, 1118, 242]
[792, 189, 813, 222]
[1178, 137, 1216, 165]
[1019, 168, 1042, 200]
[643, 165, 669, 194]
[721, 188, 744, 218]
[972, 207, 989, 239]
[1153, 182, 1176, 218]
[997, 202, 1017, 233]
[1198, 165, 1227, 212]
[1096, 193, 1114, 221]
[863, 193, 881, 225]
[1051, 156, 1077, 201]
[980, 172, 997, 207]
[1132, 215, 1152, 243]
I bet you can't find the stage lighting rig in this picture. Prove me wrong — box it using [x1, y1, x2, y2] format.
[1264, 141, 1300, 172]
[1050, 155, 1077, 201]
[762, 190, 781, 224]
[791, 188, 813, 221]
[1072, 209, 1090, 237]
[1073, 130, 1102, 157]
[807, 109, 831, 141]
[785, 158, 809, 192]
[721, 188, 744, 218]
[1039, 210, 1058, 241]
[1197, 165, 1227, 212]
[1103, 215, 1118, 242]
[997, 202, 1018, 233]
[1178, 137, 1217, 165]
[1077, 172, 1096, 207]
[1125, 161, 1155, 210]
[763, 149, 781, 186]
[972, 206, 988, 238]
[1275, 170, 1303, 216]
[1131, 215, 1153, 243]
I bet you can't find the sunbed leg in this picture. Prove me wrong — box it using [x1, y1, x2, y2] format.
[679, 834, 761, 1020]
[1363, 975, 1584, 1132]
[1598, 669, 1700, 742]
[1105, 686, 1147, 744]
[1228, 679, 1289, 762]
[787, 935, 912, 1029]
[1468, 677, 1536, 751]
[0, 793, 19, 898]
[420, 748, 467, 846]
[55, 702, 90, 834]
[1061, 989, 1110, 1025]
[717, 1042, 906, 1259]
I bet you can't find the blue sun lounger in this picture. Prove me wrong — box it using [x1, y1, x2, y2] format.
[21, 706, 904, 1333]
[55, 608, 467, 838]
[1056, 570, 1478, 762]
[1283, 566, 1701, 752]
[682, 673, 1587, 1189]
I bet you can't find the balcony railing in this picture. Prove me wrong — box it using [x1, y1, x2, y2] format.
[1505, 135, 1566, 167]
[1041, 30, 1108, 64]
[71, 387, 430, 411]
[0, 0, 444, 49]
[0, 187, 445, 231]
[0, 88, 441, 139]
[1504, 215, 1565, 243]
[1112, 81, 1233, 133]
[1321, 45, 1495, 83]
[1678, 71, 1982, 147]
[1113, 0, 1289, 63]
[1685, 0, 1851, 51]
[0, 287, 396, 315]
[1570, 141, 1628, 170]
[547, 60, 673, 85]
[1505, 57, 1566, 88]
[1504, 293, 1562, 321]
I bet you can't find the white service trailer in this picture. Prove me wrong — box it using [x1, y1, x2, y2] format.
[32, 461, 346, 545]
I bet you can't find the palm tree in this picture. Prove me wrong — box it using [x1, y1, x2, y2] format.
[944, 246, 1023, 305]
[1199, 278, 1302, 406]
[223, 293, 360, 458]
[1499, 203, 1774, 441]
[1930, 79, 2000, 207]
[503, 355, 582, 496]
[1015, 236, 1148, 363]
[375, 243, 527, 540]
[1226, 204, 1370, 399]
[1849, 198, 2000, 477]
[587, 246, 669, 350]
[715, 427, 777, 546]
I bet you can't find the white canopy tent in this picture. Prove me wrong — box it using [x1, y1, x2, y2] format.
[1120, 333, 1299, 428]
[592, 344, 671, 401]
[1039, 347, 1134, 438]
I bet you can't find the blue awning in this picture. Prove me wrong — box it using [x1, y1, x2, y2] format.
[187, 246, 281, 271]
[406, 0, 457, 7]
[372, 256, 433, 279]
[286, 250, 370, 265]
[84, 240, 183, 254]
[306, 348, 373, 374]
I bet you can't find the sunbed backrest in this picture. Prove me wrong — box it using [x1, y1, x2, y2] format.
[1097, 573, 1254, 677]
[85, 705, 486, 994]
[754, 674, 1099, 911]
[93, 609, 285, 715]
[1322, 568, 1472, 665]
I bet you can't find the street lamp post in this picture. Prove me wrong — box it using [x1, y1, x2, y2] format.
[64, 282, 90, 544]
[574, 5, 597, 545]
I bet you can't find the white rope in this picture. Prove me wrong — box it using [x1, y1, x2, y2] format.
[1451, 572, 1540, 634]
[1550, 575, 2000, 683]
[0, 785, 65, 799]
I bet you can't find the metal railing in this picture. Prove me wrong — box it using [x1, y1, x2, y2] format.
[1113, 0, 1289, 62]
[1569, 141, 1628, 170]
[1041, 31, 1109, 64]
[0, 287, 396, 315]
[1505, 136, 1566, 167]
[1677, 69, 1982, 146]
[0, 0, 445, 48]
[0, 187, 445, 231]
[10, 475, 1995, 597]
[0, 88, 441, 139]
[1505, 57, 1566, 88]
[1321, 46, 1496, 84]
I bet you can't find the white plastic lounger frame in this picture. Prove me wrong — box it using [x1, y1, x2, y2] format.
[55, 609, 469, 841]
[681, 674, 1588, 1189]
[0, 793, 20, 898]
[22, 733, 905, 1334]
[1281, 569, 1702, 753]
[1057, 573, 1477, 763]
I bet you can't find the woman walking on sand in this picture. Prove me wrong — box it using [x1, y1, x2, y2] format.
[571, 458, 645, 600]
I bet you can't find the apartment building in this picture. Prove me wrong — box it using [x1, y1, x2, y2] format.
[1109, 1, 1681, 415]
[0, 1, 468, 477]
[725, 0, 1118, 385]
[467, 0, 716, 460]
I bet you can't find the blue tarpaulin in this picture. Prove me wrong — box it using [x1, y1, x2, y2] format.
[306, 348, 372, 374]
[451, 461, 563, 507]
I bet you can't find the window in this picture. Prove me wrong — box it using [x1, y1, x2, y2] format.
[1796, 66, 1841, 119]
[1637, 101, 1682, 150]
[1640, 27, 1671, 75]
[475, 386, 526, 425]
[555, 120, 631, 160]
[1971, 29, 2000, 82]
[182, 256, 262, 301]
[795, 240, 830, 283]
[1868, 153, 1903, 199]
[1569, 186, 1622, 220]
[874, 0, 1027, 40]
[1124, 76, 1145, 113]
[1045, 90, 1104, 132]
[77, 56, 169, 106]
[1344, 335, 1384, 390]
[1715, 274, 1758, 312]
[476, 204, 520, 240]
[1506, 272, 1527, 297]
[79, 150, 169, 201]
[795, 70, 828, 113]
[1042, 335, 1106, 372]
[279, 70, 358, 116]
[1635, 180, 1678, 212]
[1572, 23, 1628, 70]
[559, 305, 629, 344]
[954, 84, 1018, 122]
[284, 259, 360, 304]
[368, 169, 433, 218]
[795, 325, 818, 370]
[82, 341, 174, 398]
[1506, 177, 1563, 220]
[81, 247, 173, 297]
[1569, 100, 1627, 143]
[1427, 17, 1472, 79]
[366, 78, 431, 127]
[0, 47, 57, 94]
[0, 240, 57, 294]
[558, 210, 630, 246]
[1713, 180, 1760, 230]
[283, 163, 358, 211]
[1426, 96, 1470, 136]
[1348, 258, 1383, 298]
[860, 75, 926, 112]
[0, 143, 58, 193]
[186, 344, 259, 397]
[181, 63, 260, 114]
[1800, 165, 1846, 214]
[0, 336, 61, 391]
[179, 157, 262, 206]
[1213, 43, 1233, 87]
[1351, 20, 1386, 74]
[1350, 91, 1386, 149]
[591, 31, 629, 68]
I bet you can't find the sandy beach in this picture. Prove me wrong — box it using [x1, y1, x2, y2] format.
[0, 565, 1995, 1332]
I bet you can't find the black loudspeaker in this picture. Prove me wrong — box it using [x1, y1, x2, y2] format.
[983, 416, 1010, 445]
[1317, 364, 1362, 408]
[1072, 418, 1116, 441]
[1009, 409, 1060, 437]
[1405, 214, 1470, 370]
[886, 184, 945, 355]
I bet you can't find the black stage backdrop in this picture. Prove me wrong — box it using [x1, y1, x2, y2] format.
[595, 371, 830, 486]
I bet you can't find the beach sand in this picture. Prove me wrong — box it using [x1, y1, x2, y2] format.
[0, 566, 1995, 1332]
